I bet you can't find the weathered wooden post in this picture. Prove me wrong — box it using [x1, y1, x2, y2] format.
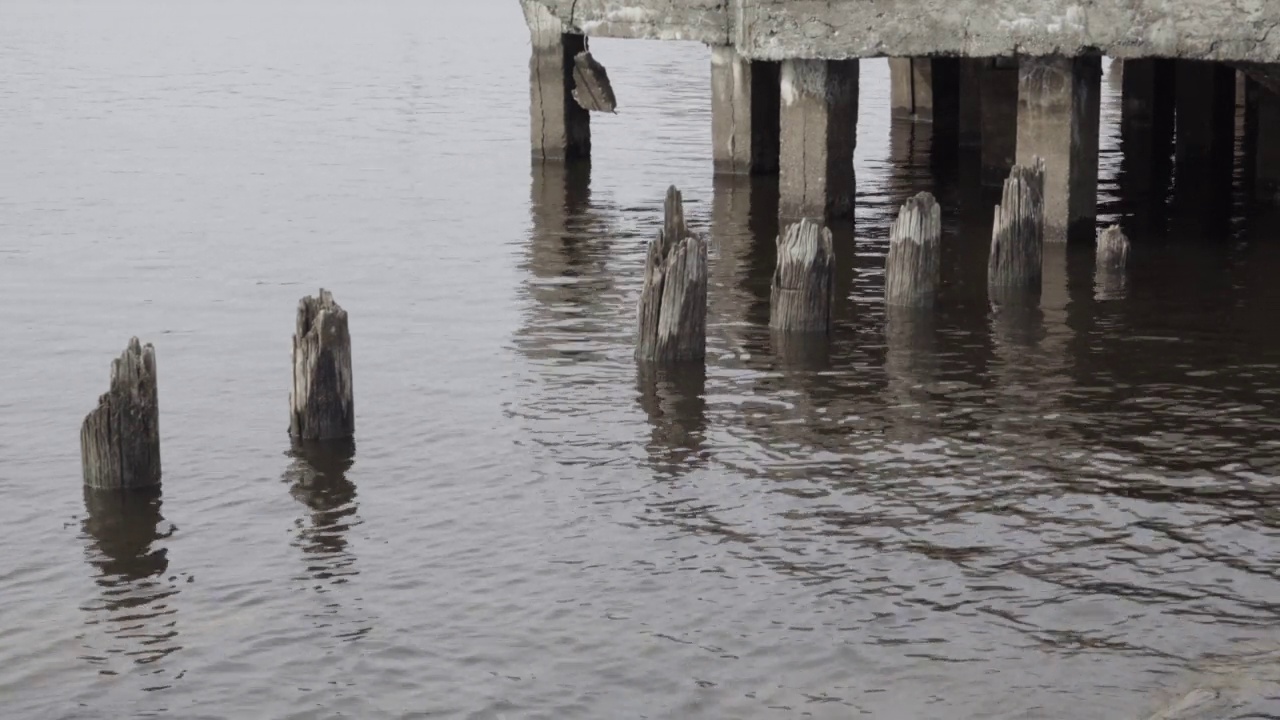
[988, 158, 1046, 303]
[769, 218, 835, 332]
[290, 289, 355, 440]
[636, 186, 708, 362]
[1095, 224, 1130, 299]
[1096, 225, 1130, 272]
[81, 338, 161, 490]
[885, 192, 941, 307]
[572, 51, 617, 113]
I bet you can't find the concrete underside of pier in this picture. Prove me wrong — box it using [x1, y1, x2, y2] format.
[526, 0, 1280, 65]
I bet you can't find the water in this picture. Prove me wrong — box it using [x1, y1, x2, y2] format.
[2, 1, 1279, 718]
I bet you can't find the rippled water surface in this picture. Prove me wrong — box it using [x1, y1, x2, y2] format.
[3, 1, 1280, 718]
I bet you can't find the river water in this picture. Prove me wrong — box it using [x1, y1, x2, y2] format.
[2, 1, 1279, 718]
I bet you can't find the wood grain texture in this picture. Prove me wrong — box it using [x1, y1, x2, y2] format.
[770, 218, 835, 332]
[885, 192, 941, 308]
[81, 338, 161, 490]
[636, 186, 708, 362]
[988, 158, 1046, 304]
[290, 289, 355, 440]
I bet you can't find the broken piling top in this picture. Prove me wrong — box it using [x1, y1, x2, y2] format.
[290, 289, 354, 441]
[636, 185, 708, 362]
[1096, 224, 1130, 272]
[81, 337, 161, 490]
[770, 218, 836, 333]
[988, 157, 1047, 303]
[885, 191, 942, 308]
[572, 51, 617, 113]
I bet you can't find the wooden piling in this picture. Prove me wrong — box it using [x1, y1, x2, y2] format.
[572, 51, 617, 113]
[770, 218, 835, 332]
[988, 158, 1046, 303]
[885, 192, 942, 307]
[636, 186, 708, 362]
[81, 338, 161, 490]
[1096, 224, 1130, 272]
[290, 289, 355, 440]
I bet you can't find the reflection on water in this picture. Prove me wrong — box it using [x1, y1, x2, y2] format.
[284, 438, 373, 644]
[79, 487, 181, 672]
[636, 363, 707, 477]
[285, 438, 359, 588]
[509, 54, 1280, 719]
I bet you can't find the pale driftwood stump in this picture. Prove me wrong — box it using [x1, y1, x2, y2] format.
[636, 186, 708, 362]
[290, 289, 354, 440]
[988, 158, 1046, 303]
[81, 338, 161, 490]
[1096, 224, 1130, 272]
[770, 218, 835, 332]
[885, 192, 942, 307]
[572, 51, 617, 113]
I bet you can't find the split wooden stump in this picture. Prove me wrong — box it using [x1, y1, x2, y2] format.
[770, 218, 835, 332]
[572, 51, 617, 113]
[988, 158, 1047, 304]
[81, 338, 161, 490]
[290, 289, 355, 440]
[636, 186, 708, 362]
[885, 192, 942, 307]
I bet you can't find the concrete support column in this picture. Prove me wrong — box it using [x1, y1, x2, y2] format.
[779, 59, 859, 220]
[1119, 59, 1175, 196]
[1016, 56, 1102, 242]
[711, 47, 781, 176]
[980, 58, 1019, 185]
[911, 58, 937, 120]
[890, 58, 959, 132]
[1256, 85, 1280, 204]
[890, 58, 914, 117]
[1121, 59, 1175, 134]
[959, 59, 985, 148]
[1174, 60, 1235, 172]
[522, 1, 590, 162]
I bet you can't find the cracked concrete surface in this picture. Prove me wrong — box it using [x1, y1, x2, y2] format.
[523, 0, 1280, 64]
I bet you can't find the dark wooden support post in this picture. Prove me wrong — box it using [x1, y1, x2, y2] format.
[1016, 56, 1102, 242]
[711, 47, 780, 175]
[522, 1, 589, 161]
[81, 338, 161, 490]
[779, 59, 858, 220]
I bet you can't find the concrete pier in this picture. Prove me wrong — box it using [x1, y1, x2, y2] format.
[779, 59, 858, 220]
[1174, 60, 1235, 172]
[1016, 56, 1102, 242]
[711, 47, 780, 175]
[981, 58, 1019, 185]
[523, 1, 590, 161]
